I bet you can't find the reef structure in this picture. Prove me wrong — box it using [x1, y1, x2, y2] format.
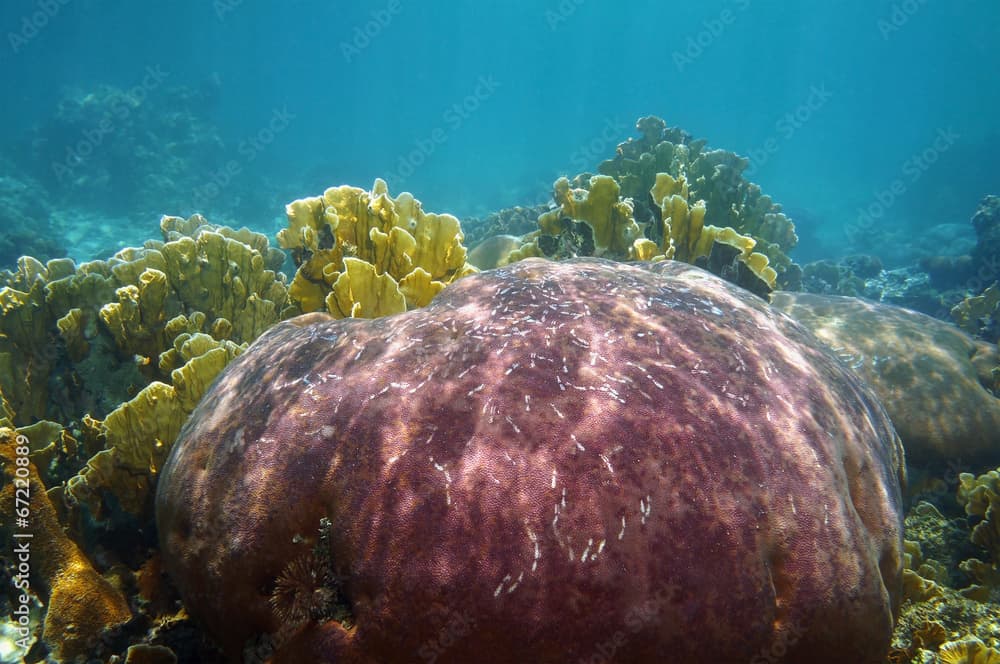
[773, 292, 1000, 469]
[279, 178, 478, 319]
[597, 115, 799, 285]
[489, 116, 801, 297]
[157, 258, 905, 663]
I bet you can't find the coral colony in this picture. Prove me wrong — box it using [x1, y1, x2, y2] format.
[2, 117, 999, 662]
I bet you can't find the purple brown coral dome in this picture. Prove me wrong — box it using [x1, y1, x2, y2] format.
[156, 257, 905, 664]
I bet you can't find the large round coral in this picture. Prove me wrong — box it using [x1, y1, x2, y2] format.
[156, 258, 905, 663]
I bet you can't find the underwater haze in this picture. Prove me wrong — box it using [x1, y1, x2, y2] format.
[1, 0, 997, 263]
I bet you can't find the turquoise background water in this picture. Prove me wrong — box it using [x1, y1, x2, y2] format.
[2, 0, 998, 262]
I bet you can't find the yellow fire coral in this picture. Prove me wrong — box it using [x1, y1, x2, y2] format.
[513, 171, 776, 297]
[952, 282, 1000, 342]
[66, 332, 245, 517]
[597, 116, 798, 282]
[0, 215, 289, 430]
[642, 173, 777, 289]
[280, 179, 478, 319]
[536, 175, 640, 257]
[956, 468, 1000, 590]
[0, 214, 289, 529]
[938, 637, 1000, 664]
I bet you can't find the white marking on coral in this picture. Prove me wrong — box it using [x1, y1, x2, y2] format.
[494, 574, 512, 598]
[467, 383, 485, 397]
[618, 516, 626, 540]
[600, 454, 614, 474]
[527, 527, 541, 572]
[551, 468, 557, 489]
[550, 403, 565, 419]
[409, 369, 437, 394]
[580, 538, 593, 562]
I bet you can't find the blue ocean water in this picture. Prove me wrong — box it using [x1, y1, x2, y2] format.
[2, 0, 997, 265]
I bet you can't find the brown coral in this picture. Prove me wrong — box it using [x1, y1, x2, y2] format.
[0, 430, 132, 660]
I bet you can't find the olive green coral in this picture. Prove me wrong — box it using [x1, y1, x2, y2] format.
[0, 215, 289, 523]
[279, 179, 478, 319]
[511, 171, 776, 297]
[597, 115, 798, 284]
[0, 215, 289, 429]
[66, 332, 245, 517]
[639, 173, 777, 290]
